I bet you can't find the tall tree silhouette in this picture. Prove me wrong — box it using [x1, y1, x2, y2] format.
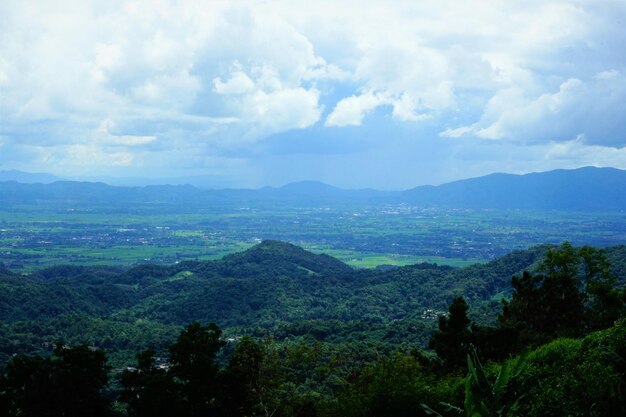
[0, 344, 111, 417]
[429, 297, 472, 370]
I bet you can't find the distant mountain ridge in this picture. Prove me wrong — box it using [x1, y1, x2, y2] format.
[0, 170, 60, 184]
[403, 167, 626, 211]
[1, 167, 625, 211]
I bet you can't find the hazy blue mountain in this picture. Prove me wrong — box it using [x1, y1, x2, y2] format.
[1, 166, 625, 211]
[0, 170, 60, 183]
[66, 174, 242, 189]
[402, 166, 626, 211]
[0, 181, 210, 213]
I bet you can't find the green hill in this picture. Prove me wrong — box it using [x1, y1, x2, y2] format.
[0, 241, 624, 367]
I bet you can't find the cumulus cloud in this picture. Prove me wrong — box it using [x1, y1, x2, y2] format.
[325, 92, 383, 127]
[1, 0, 625, 182]
[213, 62, 323, 138]
[214, 68, 255, 95]
[442, 70, 626, 147]
[95, 119, 156, 146]
[242, 87, 321, 131]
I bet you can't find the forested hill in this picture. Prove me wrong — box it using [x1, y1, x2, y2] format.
[0, 241, 543, 324]
[1, 166, 625, 211]
[2, 241, 626, 368]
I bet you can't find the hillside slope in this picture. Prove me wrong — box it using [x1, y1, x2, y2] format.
[0, 241, 624, 366]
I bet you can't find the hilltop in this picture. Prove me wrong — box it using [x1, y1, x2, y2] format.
[2, 240, 625, 367]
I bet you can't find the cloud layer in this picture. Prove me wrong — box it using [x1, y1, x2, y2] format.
[1, 0, 625, 186]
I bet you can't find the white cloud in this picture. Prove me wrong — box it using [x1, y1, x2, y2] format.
[440, 126, 475, 139]
[594, 69, 619, 80]
[95, 119, 156, 146]
[212, 62, 323, 138]
[1, 0, 625, 180]
[391, 93, 433, 122]
[542, 138, 626, 169]
[214, 71, 255, 95]
[325, 92, 384, 127]
[444, 71, 626, 146]
[93, 43, 122, 73]
[242, 86, 322, 133]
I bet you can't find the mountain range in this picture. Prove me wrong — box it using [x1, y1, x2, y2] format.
[1, 166, 625, 211]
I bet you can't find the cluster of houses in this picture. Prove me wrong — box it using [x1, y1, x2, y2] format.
[420, 309, 448, 320]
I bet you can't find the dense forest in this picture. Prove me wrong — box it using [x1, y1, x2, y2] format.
[1, 241, 625, 416]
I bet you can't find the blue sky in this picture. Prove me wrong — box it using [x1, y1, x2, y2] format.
[1, 0, 625, 189]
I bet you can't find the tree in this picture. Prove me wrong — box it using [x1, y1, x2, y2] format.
[167, 322, 226, 417]
[422, 347, 527, 417]
[538, 242, 585, 336]
[498, 242, 625, 352]
[0, 344, 112, 417]
[119, 349, 181, 417]
[578, 245, 625, 330]
[221, 336, 263, 417]
[429, 297, 472, 371]
[119, 322, 227, 417]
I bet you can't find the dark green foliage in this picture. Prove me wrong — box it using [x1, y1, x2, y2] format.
[219, 240, 353, 277]
[168, 322, 225, 417]
[0, 314, 180, 369]
[470, 324, 518, 363]
[0, 269, 134, 323]
[120, 322, 226, 417]
[116, 264, 177, 287]
[2, 240, 625, 373]
[429, 242, 625, 368]
[604, 245, 626, 286]
[461, 349, 527, 417]
[429, 297, 472, 371]
[0, 240, 560, 364]
[497, 242, 625, 352]
[579, 245, 626, 331]
[221, 336, 263, 417]
[423, 348, 527, 417]
[0, 344, 112, 417]
[424, 319, 626, 417]
[3, 318, 626, 417]
[30, 264, 123, 284]
[516, 319, 626, 417]
[331, 352, 461, 417]
[119, 349, 182, 417]
[498, 270, 580, 347]
[1, 241, 626, 416]
[0, 240, 544, 370]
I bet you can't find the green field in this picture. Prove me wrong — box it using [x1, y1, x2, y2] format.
[1, 206, 625, 271]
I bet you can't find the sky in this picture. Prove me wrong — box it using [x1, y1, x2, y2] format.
[1, 0, 625, 189]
